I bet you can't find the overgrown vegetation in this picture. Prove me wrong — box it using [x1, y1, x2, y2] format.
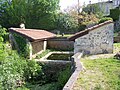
[98, 17, 113, 24]
[13, 33, 30, 58]
[36, 49, 52, 59]
[0, 26, 71, 90]
[0, 0, 60, 30]
[0, 27, 43, 90]
[73, 58, 120, 90]
[56, 13, 78, 33]
[82, 3, 104, 18]
[110, 7, 120, 21]
[0, 25, 8, 42]
[16, 64, 71, 90]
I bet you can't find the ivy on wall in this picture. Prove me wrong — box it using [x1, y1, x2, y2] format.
[13, 33, 29, 58]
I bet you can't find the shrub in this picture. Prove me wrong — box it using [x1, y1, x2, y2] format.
[99, 17, 113, 24]
[56, 13, 78, 33]
[78, 12, 99, 31]
[0, 43, 42, 90]
[0, 25, 7, 42]
[110, 7, 120, 21]
[23, 60, 42, 82]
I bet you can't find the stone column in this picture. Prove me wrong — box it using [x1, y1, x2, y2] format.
[43, 39, 47, 51]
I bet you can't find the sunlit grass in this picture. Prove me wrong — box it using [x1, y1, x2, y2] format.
[114, 43, 120, 53]
[73, 58, 120, 90]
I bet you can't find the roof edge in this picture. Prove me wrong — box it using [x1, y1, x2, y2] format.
[9, 28, 56, 42]
[68, 20, 113, 41]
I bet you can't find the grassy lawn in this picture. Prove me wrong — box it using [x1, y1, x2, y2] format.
[114, 43, 120, 53]
[73, 58, 120, 90]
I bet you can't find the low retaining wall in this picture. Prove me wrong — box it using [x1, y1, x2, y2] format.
[47, 37, 74, 51]
[63, 52, 84, 90]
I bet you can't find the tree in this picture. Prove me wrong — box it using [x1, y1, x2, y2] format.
[82, 3, 104, 18]
[56, 13, 78, 33]
[0, 0, 60, 30]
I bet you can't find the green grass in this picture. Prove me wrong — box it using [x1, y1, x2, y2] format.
[73, 58, 120, 90]
[35, 49, 52, 59]
[114, 43, 120, 53]
[17, 82, 58, 90]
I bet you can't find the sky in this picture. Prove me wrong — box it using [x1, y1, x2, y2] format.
[59, 0, 108, 11]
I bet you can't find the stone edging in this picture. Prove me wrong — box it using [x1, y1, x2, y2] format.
[63, 52, 84, 90]
[35, 51, 74, 64]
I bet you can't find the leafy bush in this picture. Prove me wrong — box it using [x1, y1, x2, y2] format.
[0, 25, 7, 42]
[110, 7, 120, 21]
[56, 13, 78, 33]
[23, 60, 42, 82]
[0, 42, 42, 90]
[82, 3, 104, 18]
[78, 12, 99, 31]
[99, 17, 113, 24]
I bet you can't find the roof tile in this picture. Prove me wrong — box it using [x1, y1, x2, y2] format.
[9, 28, 56, 41]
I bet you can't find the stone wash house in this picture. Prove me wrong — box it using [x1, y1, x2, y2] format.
[9, 28, 56, 59]
[68, 21, 114, 55]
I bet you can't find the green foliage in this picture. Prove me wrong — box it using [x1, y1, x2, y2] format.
[99, 17, 113, 24]
[0, 0, 60, 30]
[0, 25, 7, 42]
[78, 12, 99, 31]
[0, 42, 42, 90]
[36, 49, 51, 59]
[23, 60, 42, 82]
[13, 33, 29, 58]
[57, 65, 71, 89]
[0, 37, 3, 42]
[110, 8, 120, 21]
[56, 13, 78, 33]
[21, 82, 58, 90]
[82, 4, 104, 18]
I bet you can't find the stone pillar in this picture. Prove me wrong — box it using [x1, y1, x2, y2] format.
[43, 40, 47, 51]
[26, 39, 32, 60]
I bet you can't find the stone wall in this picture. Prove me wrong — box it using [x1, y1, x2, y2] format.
[74, 23, 114, 54]
[47, 37, 74, 51]
[31, 41, 44, 55]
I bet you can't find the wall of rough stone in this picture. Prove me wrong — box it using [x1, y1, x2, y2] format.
[31, 41, 44, 55]
[74, 23, 114, 54]
[47, 37, 74, 51]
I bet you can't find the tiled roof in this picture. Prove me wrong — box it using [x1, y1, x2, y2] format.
[9, 28, 56, 41]
[68, 20, 113, 41]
